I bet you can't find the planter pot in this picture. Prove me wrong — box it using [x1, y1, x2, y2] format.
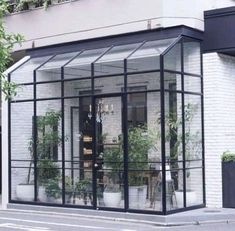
[16, 184, 34, 201]
[222, 161, 235, 208]
[103, 191, 121, 207]
[129, 185, 147, 209]
[175, 190, 197, 207]
[38, 186, 47, 202]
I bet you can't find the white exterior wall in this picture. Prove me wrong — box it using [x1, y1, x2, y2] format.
[204, 53, 235, 208]
[4, 0, 235, 52]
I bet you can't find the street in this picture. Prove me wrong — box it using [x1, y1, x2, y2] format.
[0, 210, 234, 231]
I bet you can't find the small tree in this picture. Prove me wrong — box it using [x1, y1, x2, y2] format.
[0, 1, 24, 100]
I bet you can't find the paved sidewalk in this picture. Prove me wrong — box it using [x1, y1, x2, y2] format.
[6, 204, 235, 226]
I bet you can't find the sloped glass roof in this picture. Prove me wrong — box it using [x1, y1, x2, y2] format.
[10, 37, 179, 82]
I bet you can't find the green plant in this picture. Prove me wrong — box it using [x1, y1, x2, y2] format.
[75, 179, 92, 204]
[164, 103, 201, 162]
[15, 0, 36, 11]
[221, 151, 235, 162]
[45, 179, 61, 199]
[0, 1, 24, 100]
[26, 110, 62, 185]
[37, 158, 60, 185]
[128, 125, 156, 186]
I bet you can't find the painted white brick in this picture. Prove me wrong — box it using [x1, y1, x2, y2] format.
[204, 52, 235, 208]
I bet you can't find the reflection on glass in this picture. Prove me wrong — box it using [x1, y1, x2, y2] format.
[11, 56, 52, 84]
[184, 40, 201, 75]
[95, 43, 141, 75]
[35, 102, 62, 203]
[127, 72, 160, 91]
[64, 98, 93, 206]
[184, 94, 202, 161]
[36, 52, 79, 82]
[94, 76, 123, 94]
[95, 96, 124, 208]
[127, 39, 175, 72]
[37, 82, 61, 99]
[12, 84, 33, 101]
[64, 79, 92, 97]
[127, 92, 161, 211]
[164, 72, 181, 91]
[186, 168, 203, 206]
[65, 48, 107, 79]
[11, 102, 34, 201]
[164, 43, 181, 72]
[167, 169, 184, 210]
[184, 75, 201, 93]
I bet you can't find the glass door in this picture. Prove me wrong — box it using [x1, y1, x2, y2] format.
[94, 96, 124, 209]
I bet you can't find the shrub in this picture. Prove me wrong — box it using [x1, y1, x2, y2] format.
[221, 151, 235, 162]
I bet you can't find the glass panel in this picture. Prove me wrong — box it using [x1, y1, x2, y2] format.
[94, 76, 123, 94]
[164, 42, 181, 72]
[184, 75, 201, 93]
[165, 92, 184, 209]
[64, 79, 92, 97]
[94, 43, 141, 75]
[164, 72, 181, 91]
[95, 96, 124, 209]
[165, 92, 183, 162]
[11, 102, 34, 201]
[128, 92, 161, 211]
[37, 82, 61, 99]
[65, 48, 107, 79]
[36, 52, 78, 82]
[39, 52, 78, 70]
[167, 169, 184, 210]
[11, 56, 52, 84]
[127, 38, 176, 72]
[184, 94, 202, 161]
[127, 72, 160, 91]
[64, 98, 93, 206]
[36, 100, 62, 204]
[12, 84, 34, 101]
[183, 39, 201, 75]
[186, 168, 203, 206]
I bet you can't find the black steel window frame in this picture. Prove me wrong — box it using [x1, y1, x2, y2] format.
[8, 35, 205, 215]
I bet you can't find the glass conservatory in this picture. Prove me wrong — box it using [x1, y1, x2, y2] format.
[9, 35, 204, 215]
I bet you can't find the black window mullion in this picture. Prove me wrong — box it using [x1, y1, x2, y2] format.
[200, 42, 206, 205]
[160, 55, 166, 214]
[123, 59, 129, 211]
[33, 70, 37, 202]
[91, 63, 97, 209]
[8, 73, 12, 202]
[61, 67, 65, 204]
[181, 39, 187, 208]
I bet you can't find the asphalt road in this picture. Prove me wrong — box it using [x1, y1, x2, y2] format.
[0, 210, 234, 231]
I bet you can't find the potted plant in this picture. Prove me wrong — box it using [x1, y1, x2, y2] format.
[75, 179, 93, 205]
[65, 176, 73, 203]
[37, 158, 60, 201]
[164, 103, 201, 207]
[45, 178, 61, 203]
[128, 125, 155, 209]
[221, 151, 235, 208]
[16, 110, 62, 201]
[102, 146, 123, 207]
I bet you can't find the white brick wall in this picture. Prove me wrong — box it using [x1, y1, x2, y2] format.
[204, 52, 235, 208]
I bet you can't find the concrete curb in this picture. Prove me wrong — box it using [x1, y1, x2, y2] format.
[5, 204, 235, 227]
